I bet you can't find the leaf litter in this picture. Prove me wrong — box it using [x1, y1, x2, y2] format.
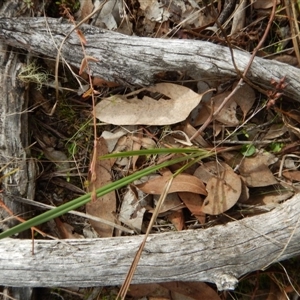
[25, 0, 300, 298]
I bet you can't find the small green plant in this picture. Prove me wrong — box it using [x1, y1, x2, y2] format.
[241, 144, 256, 157]
[269, 142, 284, 153]
[22, 0, 34, 10]
[18, 62, 49, 90]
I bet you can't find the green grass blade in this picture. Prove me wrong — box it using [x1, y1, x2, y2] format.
[99, 147, 210, 159]
[0, 151, 210, 239]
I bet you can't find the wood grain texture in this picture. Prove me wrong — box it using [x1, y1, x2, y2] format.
[0, 2, 36, 299]
[0, 193, 299, 290]
[0, 17, 299, 101]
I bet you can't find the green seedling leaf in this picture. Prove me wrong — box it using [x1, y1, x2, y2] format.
[241, 144, 256, 157]
[269, 142, 284, 153]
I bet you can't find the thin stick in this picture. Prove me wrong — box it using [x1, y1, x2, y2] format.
[117, 177, 174, 299]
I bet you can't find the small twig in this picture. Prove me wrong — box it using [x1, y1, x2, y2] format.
[53, 1, 108, 114]
[117, 177, 174, 299]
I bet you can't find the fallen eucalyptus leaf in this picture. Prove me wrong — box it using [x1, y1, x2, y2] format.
[95, 83, 209, 125]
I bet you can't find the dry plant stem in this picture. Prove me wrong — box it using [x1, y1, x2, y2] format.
[277, 262, 300, 297]
[117, 177, 174, 299]
[190, 0, 277, 141]
[213, 6, 266, 95]
[55, 7, 102, 200]
[54, 0, 108, 113]
[0, 199, 64, 254]
[285, 0, 300, 65]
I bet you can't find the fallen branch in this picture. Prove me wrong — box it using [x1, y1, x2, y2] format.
[0, 193, 300, 290]
[0, 17, 300, 101]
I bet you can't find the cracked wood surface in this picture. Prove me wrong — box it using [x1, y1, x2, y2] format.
[0, 193, 300, 290]
[0, 17, 299, 101]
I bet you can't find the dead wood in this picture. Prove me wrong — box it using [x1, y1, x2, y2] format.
[0, 3, 36, 300]
[0, 192, 300, 290]
[1, 15, 300, 292]
[0, 17, 299, 101]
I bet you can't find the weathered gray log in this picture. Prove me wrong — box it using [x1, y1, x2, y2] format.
[0, 2, 36, 300]
[0, 17, 299, 101]
[0, 193, 300, 290]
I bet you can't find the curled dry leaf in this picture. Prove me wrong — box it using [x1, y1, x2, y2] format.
[79, 55, 99, 75]
[201, 168, 242, 215]
[101, 129, 127, 152]
[95, 83, 208, 125]
[136, 172, 207, 195]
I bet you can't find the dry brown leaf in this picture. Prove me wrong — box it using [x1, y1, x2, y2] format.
[160, 282, 221, 300]
[194, 161, 232, 184]
[76, 29, 87, 45]
[201, 168, 242, 215]
[79, 55, 99, 75]
[92, 77, 120, 87]
[239, 152, 278, 187]
[231, 83, 256, 119]
[237, 177, 250, 203]
[101, 129, 127, 152]
[264, 124, 287, 140]
[283, 170, 300, 182]
[136, 173, 207, 195]
[249, 187, 294, 205]
[213, 92, 239, 126]
[95, 83, 208, 125]
[130, 129, 143, 170]
[76, 0, 94, 21]
[178, 192, 205, 224]
[183, 122, 210, 147]
[167, 210, 185, 231]
[127, 283, 170, 298]
[193, 103, 211, 126]
[87, 138, 116, 237]
[151, 193, 184, 214]
[253, 0, 280, 9]
[54, 218, 83, 239]
[138, 0, 170, 23]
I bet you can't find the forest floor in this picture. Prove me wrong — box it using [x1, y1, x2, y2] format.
[2, 0, 300, 299]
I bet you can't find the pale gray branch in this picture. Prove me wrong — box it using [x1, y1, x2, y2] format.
[0, 193, 300, 290]
[0, 17, 299, 100]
